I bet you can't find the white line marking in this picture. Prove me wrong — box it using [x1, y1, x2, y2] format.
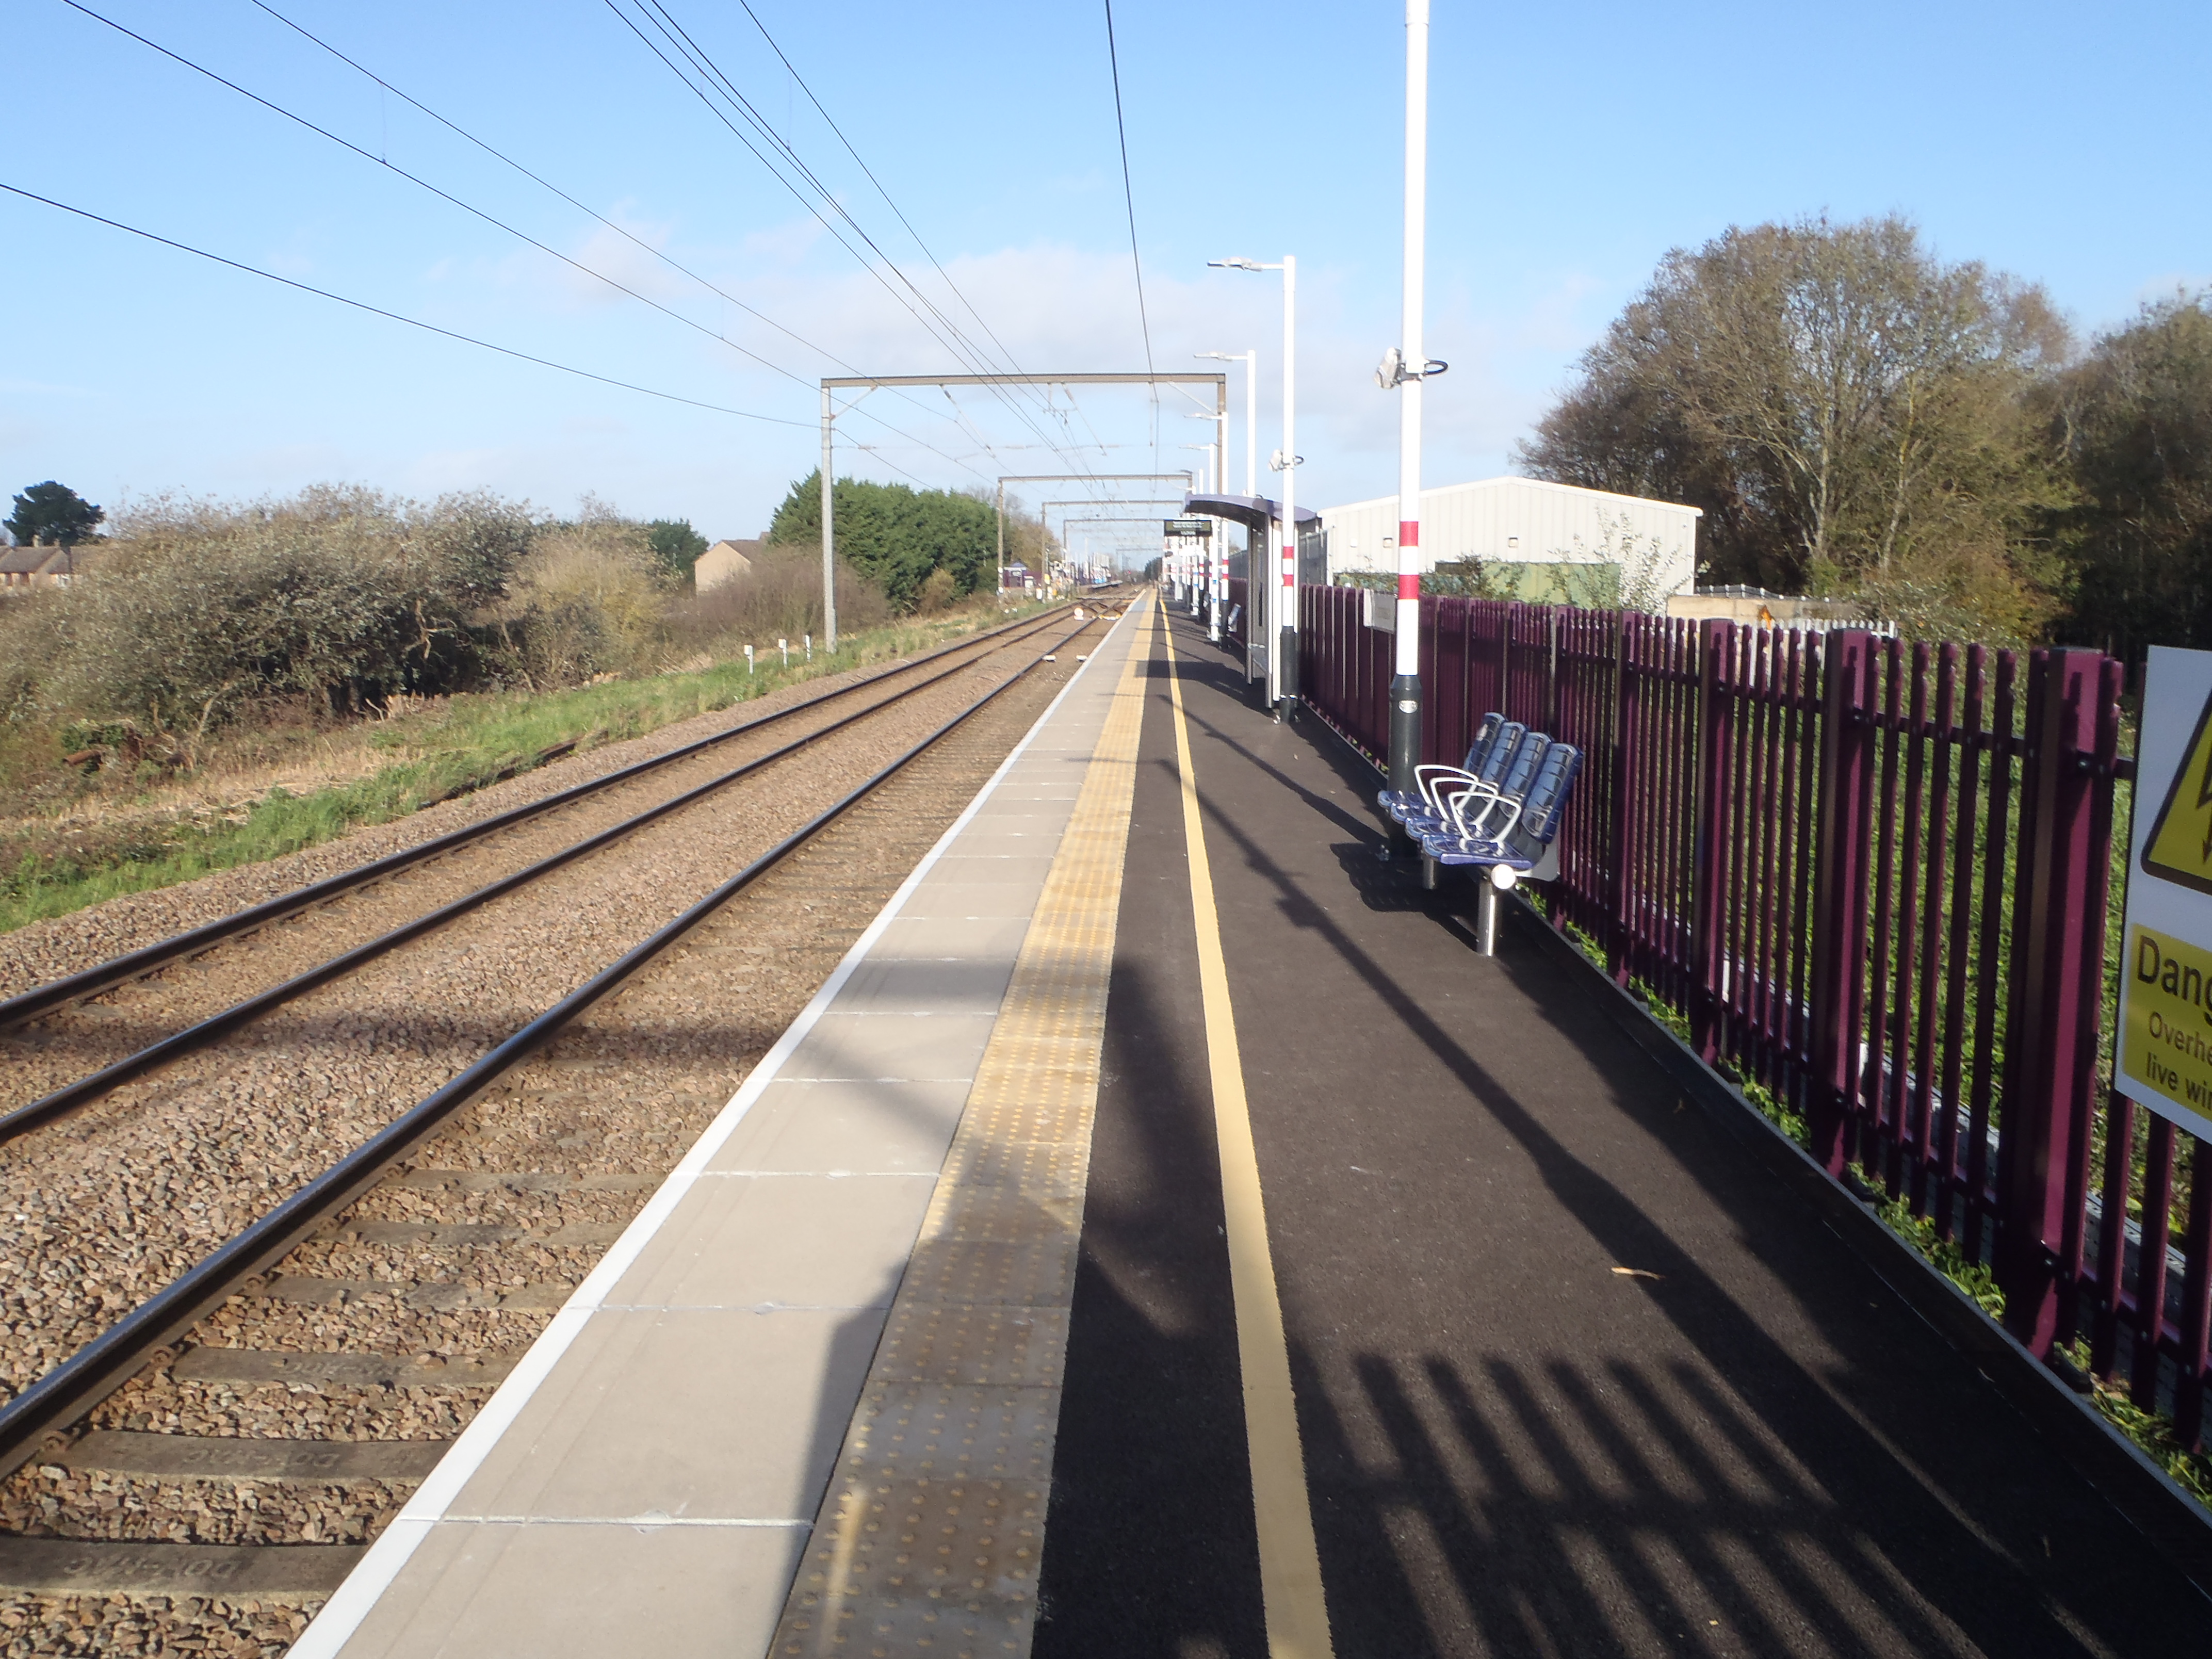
[437, 1515, 813, 1529]
[590, 1304, 890, 1314]
[292, 607, 1134, 1658]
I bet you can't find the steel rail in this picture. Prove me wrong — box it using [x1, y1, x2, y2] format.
[0, 614, 1094, 1145]
[0, 613, 1099, 1479]
[0, 605, 1075, 1033]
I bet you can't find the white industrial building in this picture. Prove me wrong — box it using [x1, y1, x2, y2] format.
[1319, 477, 1701, 600]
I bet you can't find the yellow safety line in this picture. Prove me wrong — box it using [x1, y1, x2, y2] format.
[772, 595, 1151, 1657]
[1159, 606, 1337, 1658]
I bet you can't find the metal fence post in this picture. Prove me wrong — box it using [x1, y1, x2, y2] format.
[1995, 648, 2108, 1357]
[1690, 620, 1734, 1063]
[1607, 614, 1637, 983]
[1807, 630, 1877, 1176]
[1500, 603, 1519, 726]
[1546, 606, 1563, 737]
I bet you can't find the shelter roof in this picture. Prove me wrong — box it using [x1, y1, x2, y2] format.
[1181, 493, 1320, 536]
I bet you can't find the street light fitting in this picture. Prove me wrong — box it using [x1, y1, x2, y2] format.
[1375, 347, 1450, 388]
[1208, 257, 1280, 272]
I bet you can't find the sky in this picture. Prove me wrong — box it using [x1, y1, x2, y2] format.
[6, 0, 2209, 561]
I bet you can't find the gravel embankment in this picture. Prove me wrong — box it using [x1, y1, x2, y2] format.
[0, 622, 1024, 1000]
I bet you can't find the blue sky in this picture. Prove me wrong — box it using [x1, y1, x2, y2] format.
[6, 0, 2207, 556]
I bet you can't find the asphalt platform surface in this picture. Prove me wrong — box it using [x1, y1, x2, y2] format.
[1033, 607, 2209, 1658]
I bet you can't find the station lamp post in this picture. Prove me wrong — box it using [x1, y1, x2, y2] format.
[1180, 438, 1212, 495]
[1195, 349, 1258, 496]
[1208, 259, 1298, 714]
[1195, 350, 1256, 648]
[1183, 413, 1223, 495]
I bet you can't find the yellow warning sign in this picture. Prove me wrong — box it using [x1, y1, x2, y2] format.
[2121, 646, 2212, 1138]
[2142, 686, 2212, 897]
[2120, 924, 2212, 1115]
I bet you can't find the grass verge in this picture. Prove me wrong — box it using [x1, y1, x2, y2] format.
[0, 607, 1051, 935]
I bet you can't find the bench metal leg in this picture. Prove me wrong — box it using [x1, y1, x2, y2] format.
[1474, 881, 1500, 956]
[1422, 854, 1439, 891]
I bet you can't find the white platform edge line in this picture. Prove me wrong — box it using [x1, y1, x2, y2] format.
[292, 601, 1138, 1659]
[434, 1516, 813, 1529]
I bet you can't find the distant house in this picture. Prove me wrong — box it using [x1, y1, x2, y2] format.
[0, 542, 89, 594]
[695, 538, 762, 592]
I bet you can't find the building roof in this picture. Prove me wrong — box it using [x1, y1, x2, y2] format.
[1317, 474, 1703, 520]
[0, 545, 79, 576]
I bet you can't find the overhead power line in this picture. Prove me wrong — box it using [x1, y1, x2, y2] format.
[1100, 1, 1159, 475]
[62, 0, 803, 381]
[243, 2, 859, 380]
[0, 182, 806, 425]
[604, 0, 1104, 483]
[1100, 0, 1155, 378]
[603, 3, 1002, 382]
[239, 2, 997, 479]
[724, 0, 1051, 420]
[73, 0, 987, 479]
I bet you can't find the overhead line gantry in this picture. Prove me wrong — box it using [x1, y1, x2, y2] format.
[819, 373, 1225, 643]
[993, 474, 1195, 591]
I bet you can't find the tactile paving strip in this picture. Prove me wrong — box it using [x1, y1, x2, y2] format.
[770, 616, 1149, 1658]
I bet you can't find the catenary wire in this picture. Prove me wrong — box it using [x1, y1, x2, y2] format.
[241, 0, 1006, 470]
[604, 0, 1104, 483]
[633, 0, 1026, 385]
[725, 0, 1045, 393]
[603, 3, 1012, 387]
[66, 0, 988, 481]
[1100, 0, 1156, 378]
[1100, 0, 1161, 478]
[0, 183, 805, 425]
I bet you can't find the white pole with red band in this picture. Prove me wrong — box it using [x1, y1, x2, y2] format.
[1387, 0, 1429, 793]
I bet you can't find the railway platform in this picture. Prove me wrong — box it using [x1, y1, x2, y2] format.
[299, 594, 2210, 1657]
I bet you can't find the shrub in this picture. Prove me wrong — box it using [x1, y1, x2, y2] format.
[486, 518, 673, 689]
[916, 568, 958, 614]
[663, 546, 891, 652]
[47, 487, 535, 737]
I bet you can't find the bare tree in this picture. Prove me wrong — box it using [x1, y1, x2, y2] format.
[1519, 215, 2070, 640]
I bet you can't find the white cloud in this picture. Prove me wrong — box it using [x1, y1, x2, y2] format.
[655, 234, 1614, 508]
[2131, 273, 2211, 308]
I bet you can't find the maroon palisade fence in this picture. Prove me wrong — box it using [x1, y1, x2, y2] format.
[1292, 587, 2210, 1452]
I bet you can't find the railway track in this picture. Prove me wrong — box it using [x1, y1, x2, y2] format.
[0, 602, 1077, 1033]
[0, 602, 1119, 1657]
